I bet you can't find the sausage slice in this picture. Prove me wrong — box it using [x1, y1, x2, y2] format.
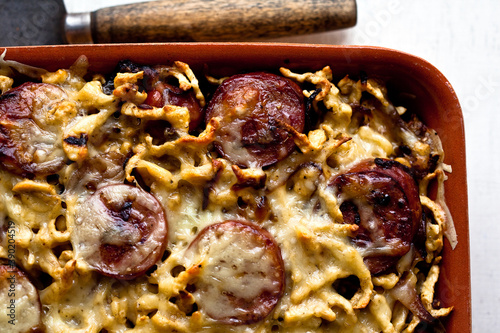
[186, 220, 285, 325]
[0, 82, 68, 177]
[73, 184, 168, 279]
[205, 72, 305, 167]
[331, 158, 422, 274]
[145, 82, 203, 132]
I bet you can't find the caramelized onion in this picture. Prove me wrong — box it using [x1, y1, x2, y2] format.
[390, 272, 434, 323]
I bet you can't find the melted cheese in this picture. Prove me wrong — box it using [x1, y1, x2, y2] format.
[0, 58, 454, 333]
[0, 270, 41, 332]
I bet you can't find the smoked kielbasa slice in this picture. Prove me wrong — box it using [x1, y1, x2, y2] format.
[73, 184, 168, 279]
[186, 220, 285, 325]
[144, 82, 203, 132]
[331, 158, 422, 274]
[0, 82, 68, 177]
[205, 72, 305, 168]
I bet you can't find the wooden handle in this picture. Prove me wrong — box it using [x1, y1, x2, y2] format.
[90, 0, 357, 43]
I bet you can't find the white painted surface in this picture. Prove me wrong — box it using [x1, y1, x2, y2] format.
[61, 0, 500, 331]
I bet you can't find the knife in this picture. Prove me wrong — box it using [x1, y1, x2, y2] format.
[64, 0, 357, 44]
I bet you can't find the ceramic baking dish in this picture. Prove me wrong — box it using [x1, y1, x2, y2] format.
[0, 43, 470, 332]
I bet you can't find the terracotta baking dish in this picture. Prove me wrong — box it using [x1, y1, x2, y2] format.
[1, 43, 470, 332]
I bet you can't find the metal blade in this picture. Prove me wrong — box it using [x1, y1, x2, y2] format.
[0, 0, 66, 46]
